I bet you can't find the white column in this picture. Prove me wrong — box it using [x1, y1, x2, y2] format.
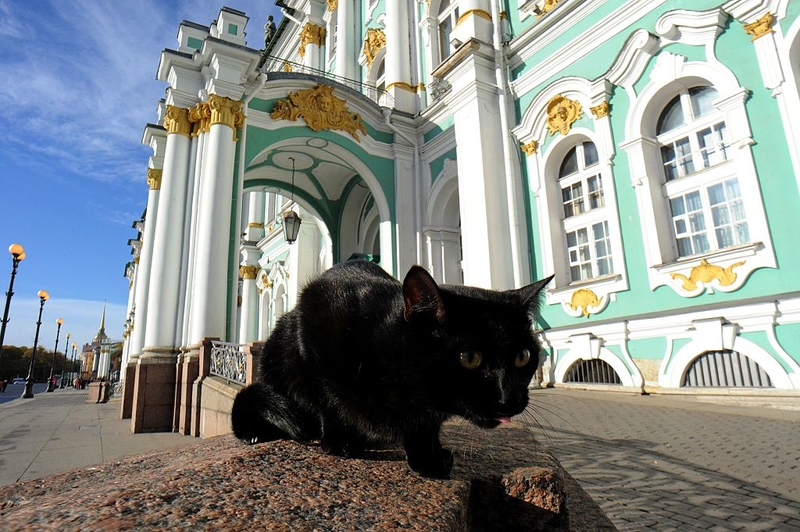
[385, 0, 416, 113]
[334, 0, 355, 80]
[244, 191, 266, 242]
[187, 94, 244, 344]
[128, 171, 161, 359]
[143, 105, 193, 355]
[300, 17, 326, 70]
[238, 247, 260, 343]
[451, 0, 493, 45]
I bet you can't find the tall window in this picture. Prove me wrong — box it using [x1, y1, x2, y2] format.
[559, 141, 613, 281]
[438, 0, 460, 60]
[657, 86, 750, 258]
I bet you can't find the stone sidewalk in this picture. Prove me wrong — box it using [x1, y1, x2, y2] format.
[529, 388, 800, 531]
[0, 388, 191, 486]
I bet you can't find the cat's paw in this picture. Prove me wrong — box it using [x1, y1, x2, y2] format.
[407, 448, 454, 479]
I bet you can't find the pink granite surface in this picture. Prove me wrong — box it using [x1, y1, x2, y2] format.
[0, 423, 614, 531]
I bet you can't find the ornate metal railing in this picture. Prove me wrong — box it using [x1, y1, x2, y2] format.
[259, 54, 392, 106]
[210, 341, 247, 385]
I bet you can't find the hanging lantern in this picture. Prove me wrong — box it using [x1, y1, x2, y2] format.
[283, 156, 302, 244]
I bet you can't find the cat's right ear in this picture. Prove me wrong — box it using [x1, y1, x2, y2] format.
[402, 266, 446, 322]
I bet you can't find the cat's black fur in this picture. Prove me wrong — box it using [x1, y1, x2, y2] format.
[231, 260, 552, 478]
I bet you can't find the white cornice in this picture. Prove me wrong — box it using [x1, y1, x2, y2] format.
[510, 0, 668, 98]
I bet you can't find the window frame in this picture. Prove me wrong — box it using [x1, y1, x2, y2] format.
[620, 54, 776, 296]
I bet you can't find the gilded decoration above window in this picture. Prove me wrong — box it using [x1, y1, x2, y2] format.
[546, 94, 583, 136]
[363, 28, 386, 68]
[568, 288, 604, 318]
[270, 84, 367, 142]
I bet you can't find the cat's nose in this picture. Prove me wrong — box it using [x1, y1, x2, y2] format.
[495, 396, 528, 416]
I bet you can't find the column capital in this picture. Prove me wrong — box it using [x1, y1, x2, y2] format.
[299, 22, 326, 58]
[163, 105, 192, 136]
[207, 94, 245, 139]
[147, 168, 163, 190]
[239, 265, 259, 280]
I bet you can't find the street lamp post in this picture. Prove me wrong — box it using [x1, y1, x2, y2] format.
[47, 318, 63, 392]
[21, 290, 49, 399]
[61, 333, 70, 388]
[0, 243, 25, 372]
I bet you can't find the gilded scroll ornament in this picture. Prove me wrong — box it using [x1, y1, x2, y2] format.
[327, 0, 337, 11]
[569, 288, 602, 318]
[521, 140, 539, 156]
[536, 0, 563, 18]
[299, 22, 326, 58]
[147, 168, 163, 191]
[670, 259, 745, 292]
[590, 101, 610, 119]
[363, 28, 386, 68]
[546, 94, 583, 136]
[239, 265, 258, 280]
[743, 13, 775, 41]
[163, 105, 192, 136]
[270, 84, 367, 142]
[282, 61, 293, 72]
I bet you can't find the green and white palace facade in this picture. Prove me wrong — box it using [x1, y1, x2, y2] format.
[121, 0, 800, 432]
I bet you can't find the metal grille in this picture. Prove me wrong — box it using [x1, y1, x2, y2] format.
[210, 341, 247, 384]
[682, 350, 774, 388]
[565, 359, 622, 385]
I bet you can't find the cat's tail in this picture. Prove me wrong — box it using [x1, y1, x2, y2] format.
[231, 382, 319, 444]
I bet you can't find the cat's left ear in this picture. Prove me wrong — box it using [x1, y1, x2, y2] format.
[403, 266, 446, 322]
[510, 274, 554, 317]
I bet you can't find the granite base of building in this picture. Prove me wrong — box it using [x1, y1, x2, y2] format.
[0, 423, 614, 531]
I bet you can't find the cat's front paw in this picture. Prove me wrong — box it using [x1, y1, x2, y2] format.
[407, 448, 454, 479]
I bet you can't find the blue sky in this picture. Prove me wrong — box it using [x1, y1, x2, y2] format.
[0, 1, 283, 352]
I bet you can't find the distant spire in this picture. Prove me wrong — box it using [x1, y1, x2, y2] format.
[99, 301, 106, 334]
[93, 301, 108, 343]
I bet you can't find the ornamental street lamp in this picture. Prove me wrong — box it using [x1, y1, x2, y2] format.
[47, 318, 63, 392]
[61, 332, 71, 388]
[282, 157, 302, 244]
[70, 342, 77, 387]
[0, 243, 25, 371]
[21, 290, 49, 399]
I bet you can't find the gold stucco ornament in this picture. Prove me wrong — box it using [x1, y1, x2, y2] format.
[363, 28, 386, 68]
[569, 288, 602, 318]
[743, 12, 775, 41]
[670, 259, 745, 292]
[299, 22, 326, 58]
[270, 84, 367, 142]
[521, 140, 539, 156]
[546, 94, 583, 136]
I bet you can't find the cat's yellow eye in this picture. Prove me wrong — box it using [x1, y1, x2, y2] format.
[459, 351, 483, 370]
[515, 349, 532, 368]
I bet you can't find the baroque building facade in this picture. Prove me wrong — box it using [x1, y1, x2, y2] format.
[122, 0, 800, 433]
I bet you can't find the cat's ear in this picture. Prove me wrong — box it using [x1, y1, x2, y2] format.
[511, 274, 554, 317]
[402, 266, 446, 322]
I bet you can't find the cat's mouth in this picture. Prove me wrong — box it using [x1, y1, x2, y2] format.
[469, 413, 515, 429]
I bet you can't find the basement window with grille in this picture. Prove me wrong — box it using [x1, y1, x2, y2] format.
[564, 358, 622, 385]
[682, 350, 774, 388]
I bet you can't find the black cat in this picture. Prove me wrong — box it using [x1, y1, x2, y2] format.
[231, 260, 552, 478]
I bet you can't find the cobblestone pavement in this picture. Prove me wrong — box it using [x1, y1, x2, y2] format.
[527, 388, 800, 531]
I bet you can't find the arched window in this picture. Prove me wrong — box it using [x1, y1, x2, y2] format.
[438, 0, 460, 60]
[657, 87, 749, 258]
[559, 141, 613, 281]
